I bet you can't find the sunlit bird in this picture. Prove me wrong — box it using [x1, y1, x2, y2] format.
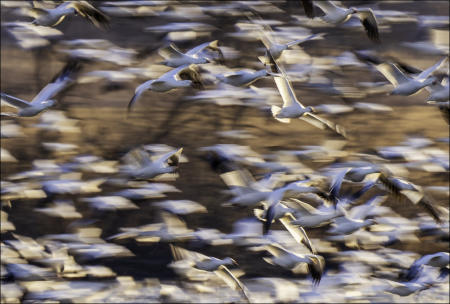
[29, 1, 109, 29]
[158, 40, 224, 67]
[128, 64, 203, 112]
[301, 0, 380, 42]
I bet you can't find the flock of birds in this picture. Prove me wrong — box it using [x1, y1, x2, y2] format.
[1, 0, 449, 303]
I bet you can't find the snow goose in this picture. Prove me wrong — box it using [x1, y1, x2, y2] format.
[375, 57, 448, 96]
[264, 51, 347, 138]
[127, 64, 203, 112]
[1, 61, 80, 117]
[121, 147, 183, 180]
[169, 244, 250, 302]
[363, 172, 443, 223]
[301, 1, 380, 42]
[29, 1, 109, 29]
[251, 243, 325, 285]
[216, 68, 274, 87]
[405, 252, 450, 281]
[158, 40, 223, 67]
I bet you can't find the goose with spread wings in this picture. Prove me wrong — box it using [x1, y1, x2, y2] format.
[159, 40, 224, 68]
[29, 1, 109, 29]
[128, 64, 203, 112]
[169, 244, 250, 302]
[266, 53, 347, 138]
[1, 61, 80, 117]
[375, 57, 447, 96]
[251, 243, 325, 285]
[301, 0, 379, 43]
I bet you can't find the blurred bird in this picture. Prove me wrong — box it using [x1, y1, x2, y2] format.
[159, 40, 224, 67]
[28, 1, 109, 29]
[251, 243, 325, 285]
[264, 51, 347, 138]
[1, 61, 80, 117]
[301, 1, 380, 42]
[121, 147, 183, 180]
[375, 57, 448, 96]
[128, 64, 203, 112]
[169, 244, 250, 302]
[405, 252, 450, 281]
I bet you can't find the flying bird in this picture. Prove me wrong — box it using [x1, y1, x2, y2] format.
[29, 1, 109, 29]
[1, 61, 81, 117]
[159, 40, 224, 68]
[301, 1, 380, 42]
[128, 64, 203, 112]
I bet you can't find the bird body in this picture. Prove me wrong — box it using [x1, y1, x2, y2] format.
[123, 148, 183, 180]
[217, 69, 270, 87]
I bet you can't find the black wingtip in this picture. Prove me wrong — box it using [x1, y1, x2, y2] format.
[307, 256, 323, 286]
[301, 0, 315, 19]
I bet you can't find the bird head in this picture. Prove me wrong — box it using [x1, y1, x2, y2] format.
[307, 106, 317, 114]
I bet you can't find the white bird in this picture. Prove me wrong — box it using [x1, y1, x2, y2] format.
[301, 0, 380, 42]
[256, 191, 318, 254]
[406, 252, 450, 281]
[169, 244, 250, 302]
[121, 147, 183, 180]
[128, 64, 203, 112]
[266, 52, 347, 138]
[158, 40, 223, 67]
[216, 69, 274, 87]
[28, 1, 109, 29]
[327, 195, 387, 235]
[252, 243, 325, 285]
[375, 57, 448, 96]
[289, 199, 344, 228]
[1, 61, 80, 117]
[385, 280, 434, 297]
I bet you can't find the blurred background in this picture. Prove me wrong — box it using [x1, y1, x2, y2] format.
[1, 1, 449, 303]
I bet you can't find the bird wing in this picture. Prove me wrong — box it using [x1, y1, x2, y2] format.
[286, 33, 325, 48]
[301, 0, 315, 18]
[214, 265, 250, 301]
[67, 1, 110, 29]
[285, 198, 318, 215]
[186, 40, 219, 56]
[375, 63, 410, 86]
[127, 80, 153, 113]
[273, 76, 304, 108]
[169, 244, 208, 262]
[314, 1, 342, 14]
[31, 60, 81, 105]
[357, 8, 380, 43]
[307, 255, 325, 286]
[416, 57, 448, 82]
[300, 113, 347, 138]
[329, 168, 352, 203]
[279, 214, 316, 254]
[158, 43, 185, 59]
[348, 194, 387, 220]
[1, 93, 31, 109]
